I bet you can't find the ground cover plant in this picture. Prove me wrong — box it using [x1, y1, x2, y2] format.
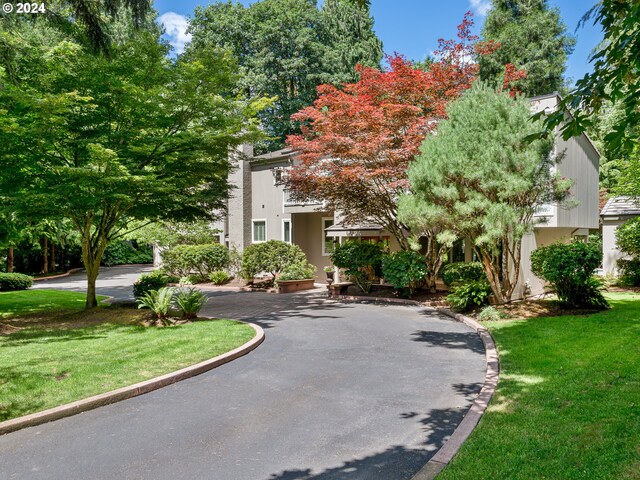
[0, 291, 255, 421]
[438, 292, 640, 480]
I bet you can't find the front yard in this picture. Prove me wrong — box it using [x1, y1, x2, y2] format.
[439, 292, 640, 479]
[0, 290, 255, 421]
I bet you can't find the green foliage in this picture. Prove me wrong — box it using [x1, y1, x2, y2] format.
[401, 83, 572, 303]
[209, 270, 233, 285]
[102, 241, 152, 267]
[132, 271, 171, 299]
[189, 0, 382, 152]
[447, 280, 493, 312]
[381, 250, 428, 296]
[0, 15, 267, 307]
[241, 240, 308, 280]
[530, 240, 609, 309]
[331, 241, 384, 293]
[161, 244, 230, 278]
[124, 219, 223, 248]
[319, 0, 383, 84]
[615, 217, 640, 257]
[478, 306, 503, 322]
[277, 261, 316, 282]
[173, 287, 207, 319]
[136, 287, 175, 323]
[0, 273, 33, 292]
[479, 0, 575, 96]
[441, 262, 486, 287]
[616, 258, 640, 287]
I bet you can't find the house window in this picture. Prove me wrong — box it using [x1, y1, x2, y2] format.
[252, 220, 266, 243]
[282, 219, 291, 244]
[322, 217, 334, 256]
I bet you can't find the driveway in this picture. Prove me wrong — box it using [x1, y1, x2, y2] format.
[2, 268, 486, 480]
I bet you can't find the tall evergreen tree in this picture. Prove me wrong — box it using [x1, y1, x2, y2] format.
[479, 0, 575, 96]
[189, 0, 325, 153]
[320, 0, 383, 84]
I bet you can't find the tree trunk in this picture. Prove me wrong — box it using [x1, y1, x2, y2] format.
[42, 237, 49, 274]
[85, 260, 100, 309]
[7, 246, 14, 273]
[49, 242, 56, 273]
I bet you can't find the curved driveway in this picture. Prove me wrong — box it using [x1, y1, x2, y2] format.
[2, 268, 486, 480]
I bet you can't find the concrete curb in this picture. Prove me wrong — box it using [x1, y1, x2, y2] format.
[331, 294, 423, 306]
[32, 267, 84, 282]
[0, 322, 265, 436]
[411, 308, 500, 480]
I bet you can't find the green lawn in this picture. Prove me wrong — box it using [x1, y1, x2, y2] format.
[439, 292, 640, 480]
[0, 290, 255, 421]
[0, 289, 107, 318]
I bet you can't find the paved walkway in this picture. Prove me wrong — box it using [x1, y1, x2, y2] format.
[2, 268, 486, 480]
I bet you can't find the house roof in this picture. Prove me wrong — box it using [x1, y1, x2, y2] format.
[601, 196, 640, 218]
[252, 148, 297, 162]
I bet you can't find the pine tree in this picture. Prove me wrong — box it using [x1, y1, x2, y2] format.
[479, 0, 575, 96]
[320, 0, 383, 84]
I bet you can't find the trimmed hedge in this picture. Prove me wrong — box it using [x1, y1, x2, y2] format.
[241, 240, 307, 280]
[161, 244, 230, 278]
[441, 262, 486, 286]
[133, 271, 171, 299]
[0, 273, 33, 291]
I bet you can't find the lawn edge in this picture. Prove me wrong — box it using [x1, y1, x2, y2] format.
[411, 308, 500, 480]
[0, 321, 264, 435]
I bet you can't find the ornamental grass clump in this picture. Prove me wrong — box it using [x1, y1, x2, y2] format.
[137, 287, 175, 325]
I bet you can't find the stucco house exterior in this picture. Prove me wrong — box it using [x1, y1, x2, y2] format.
[206, 93, 600, 295]
[601, 196, 640, 275]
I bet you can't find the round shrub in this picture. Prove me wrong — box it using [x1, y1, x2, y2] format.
[441, 262, 486, 286]
[209, 270, 232, 285]
[446, 280, 492, 312]
[616, 217, 640, 256]
[161, 244, 230, 278]
[617, 258, 640, 286]
[0, 273, 33, 291]
[331, 241, 385, 293]
[133, 271, 171, 299]
[381, 250, 428, 296]
[277, 261, 316, 282]
[530, 239, 609, 309]
[242, 240, 307, 280]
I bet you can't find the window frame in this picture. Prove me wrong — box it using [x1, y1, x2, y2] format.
[252, 219, 267, 244]
[282, 219, 292, 244]
[322, 217, 335, 257]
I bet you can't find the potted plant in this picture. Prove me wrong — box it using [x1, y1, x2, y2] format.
[323, 266, 335, 282]
[276, 262, 317, 293]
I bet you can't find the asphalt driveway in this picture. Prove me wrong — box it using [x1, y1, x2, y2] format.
[2, 268, 486, 480]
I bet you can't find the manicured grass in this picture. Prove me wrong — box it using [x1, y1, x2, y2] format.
[439, 292, 640, 480]
[0, 289, 107, 318]
[0, 291, 255, 421]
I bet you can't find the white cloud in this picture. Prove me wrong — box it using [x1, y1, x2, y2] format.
[159, 12, 192, 54]
[469, 0, 491, 17]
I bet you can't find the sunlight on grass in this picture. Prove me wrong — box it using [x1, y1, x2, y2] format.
[439, 292, 640, 480]
[0, 290, 107, 318]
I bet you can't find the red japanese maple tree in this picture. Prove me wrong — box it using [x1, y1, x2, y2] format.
[286, 13, 521, 252]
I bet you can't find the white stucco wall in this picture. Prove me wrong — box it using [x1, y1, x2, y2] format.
[602, 220, 630, 275]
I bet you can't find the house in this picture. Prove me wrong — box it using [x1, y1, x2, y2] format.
[207, 93, 600, 295]
[601, 196, 640, 275]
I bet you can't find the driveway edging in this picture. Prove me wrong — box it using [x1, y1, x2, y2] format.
[0, 322, 265, 436]
[411, 308, 500, 480]
[32, 267, 85, 282]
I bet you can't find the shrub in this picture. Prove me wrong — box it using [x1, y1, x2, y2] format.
[137, 287, 175, 325]
[209, 270, 232, 285]
[0, 273, 33, 291]
[530, 239, 609, 309]
[331, 241, 385, 293]
[133, 271, 170, 299]
[381, 250, 428, 296]
[616, 217, 640, 257]
[441, 262, 486, 286]
[161, 244, 230, 278]
[242, 240, 307, 280]
[478, 306, 503, 322]
[446, 280, 492, 312]
[277, 261, 316, 282]
[102, 240, 153, 266]
[173, 287, 207, 319]
[617, 258, 640, 286]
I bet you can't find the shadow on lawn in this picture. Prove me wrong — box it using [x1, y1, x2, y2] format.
[0, 366, 47, 421]
[0, 323, 148, 347]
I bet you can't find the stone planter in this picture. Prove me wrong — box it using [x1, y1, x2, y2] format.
[277, 279, 315, 294]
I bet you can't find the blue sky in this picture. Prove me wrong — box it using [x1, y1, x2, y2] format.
[154, 0, 603, 85]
